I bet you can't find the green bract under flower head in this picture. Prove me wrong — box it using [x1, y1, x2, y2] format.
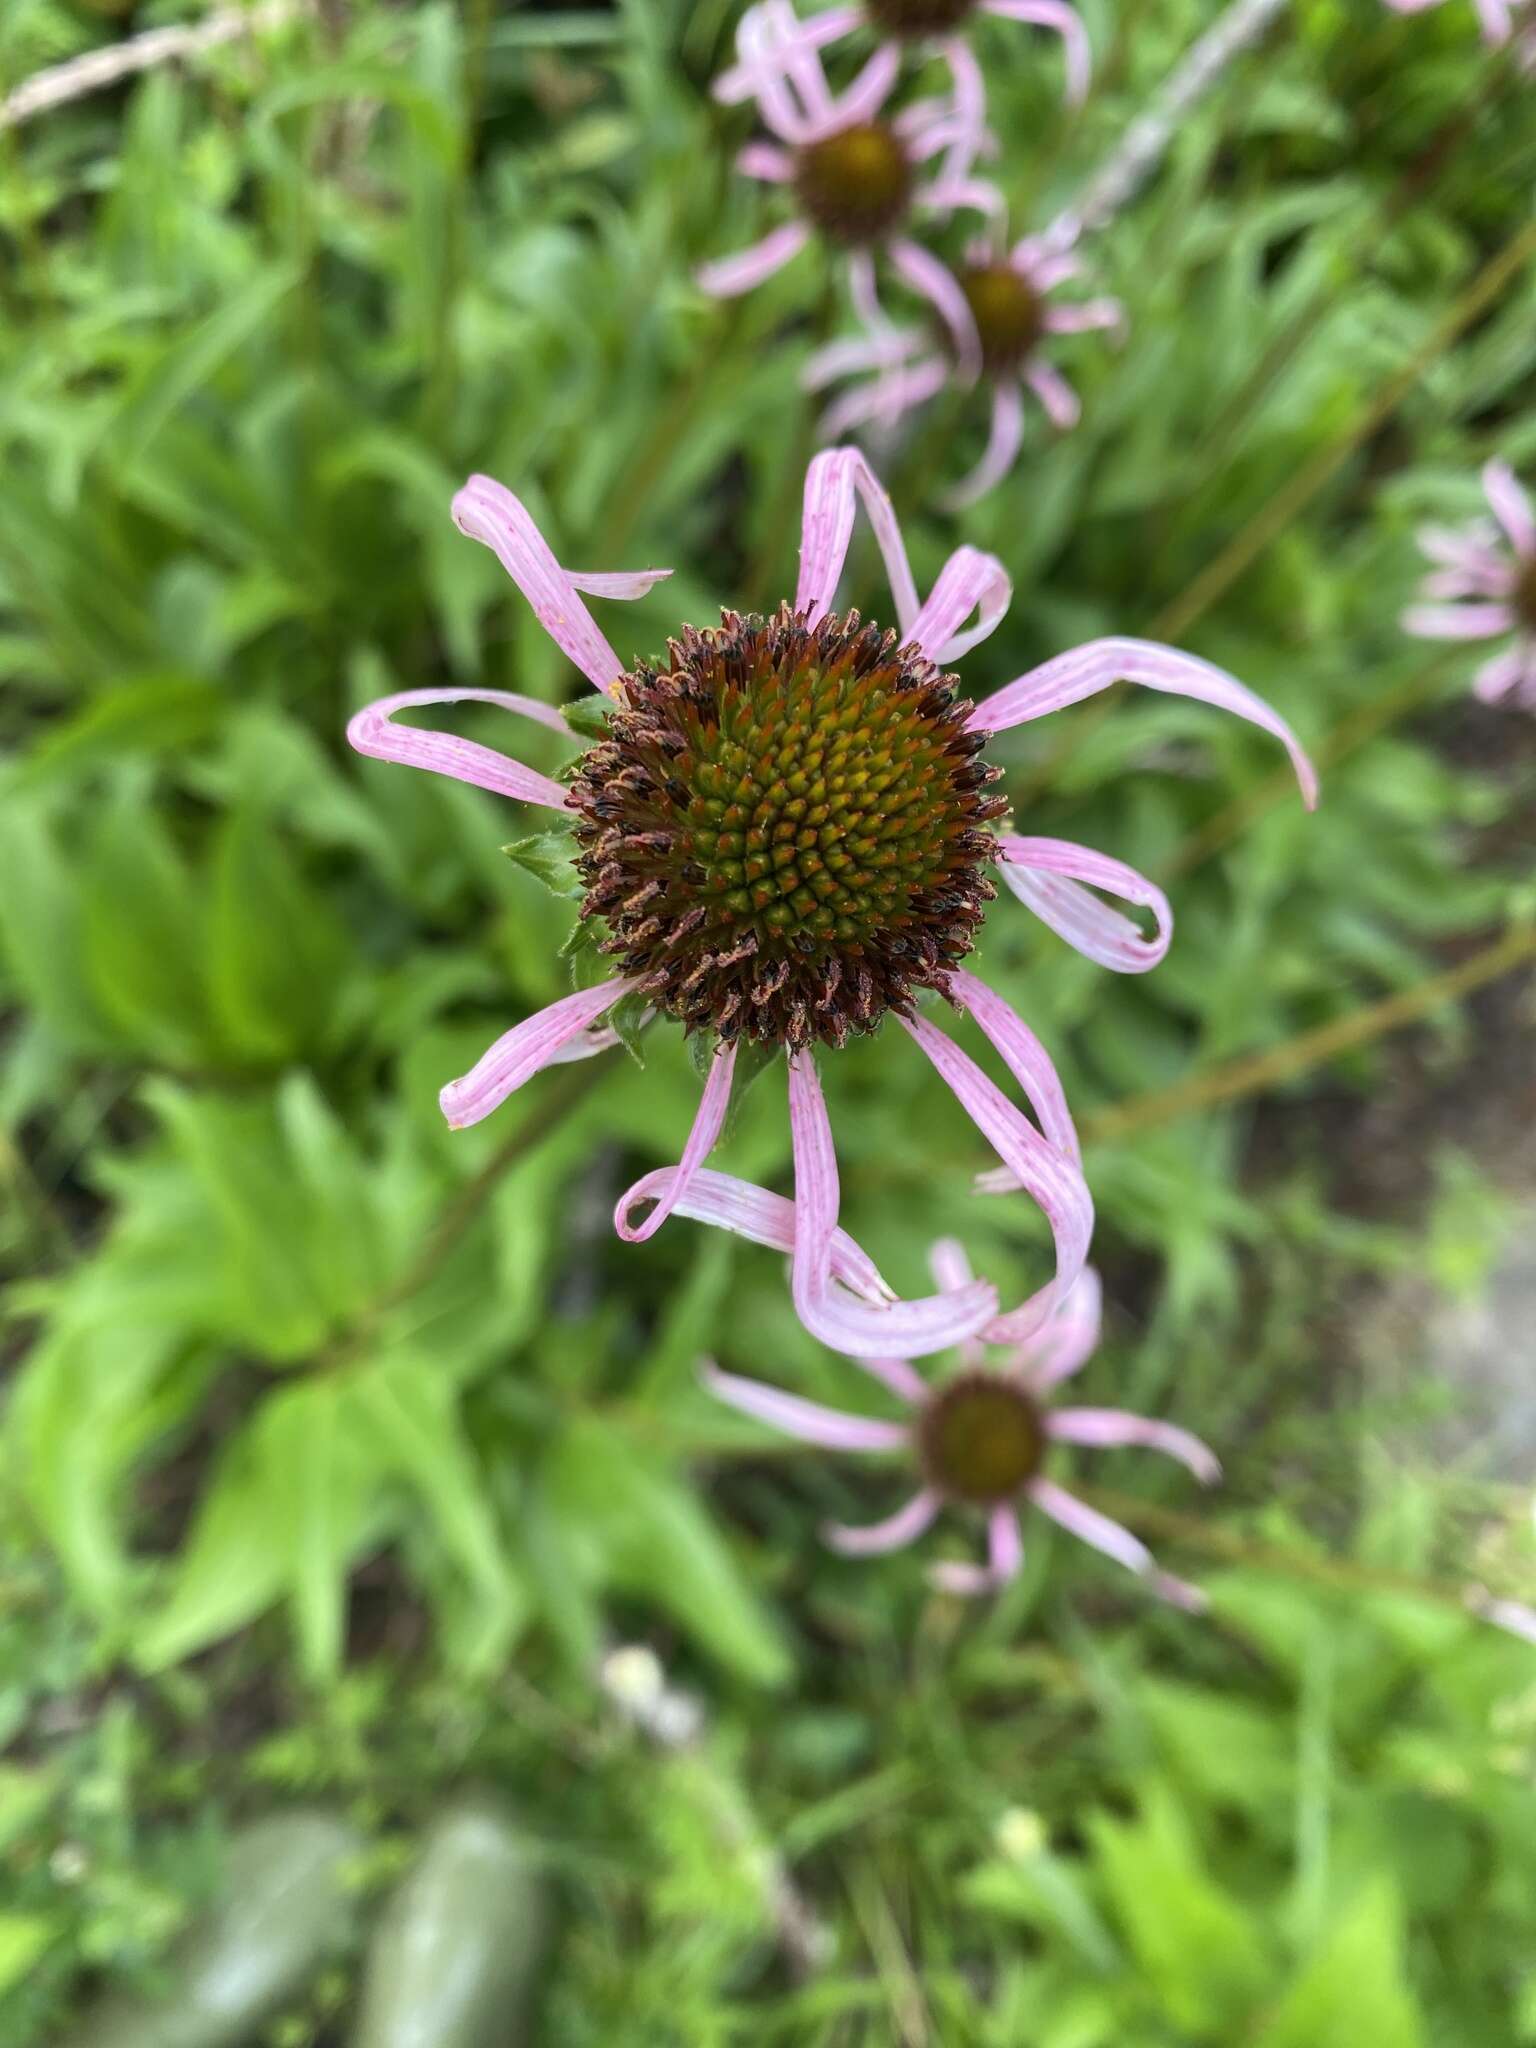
[960, 264, 1046, 376]
[567, 604, 1005, 1051]
[794, 121, 914, 246]
[865, 0, 978, 35]
[918, 1371, 1046, 1504]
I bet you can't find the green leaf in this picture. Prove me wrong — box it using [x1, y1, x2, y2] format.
[80, 786, 213, 1064]
[561, 694, 613, 742]
[608, 990, 650, 1067]
[135, 1428, 289, 1670]
[11, 674, 223, 790]
[1255, 1883, 1423, 2048]
[206, 805, 352, 1063]
[502, 825, 582, 899]
[0, 1915, 53, 2000]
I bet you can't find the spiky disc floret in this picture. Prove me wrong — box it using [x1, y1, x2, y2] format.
[794, 122, 914, 247]
[917, 1372, 1046, 1504]
[866, 0, 977, 32]
[567, 605, 1005, 1051]
[959, 264, 1045, 376]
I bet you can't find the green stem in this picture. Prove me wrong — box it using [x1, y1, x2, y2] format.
[1078, 921, 1536, 1146]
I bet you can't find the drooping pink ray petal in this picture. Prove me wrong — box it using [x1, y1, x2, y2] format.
[720, 0, 832, 141]
[450, 475, 631, 700]
[1047, 1408, 1221, 1484]
[547, 1021, 624, 1065]
[854, 1354, 929, 1402]
[825, 1489, 942, 1555]
[735, 140, 795, 183]
[1415, 520, 1504, 574]
[1010, 237, 1080, 290]
[704, 1363, 909, 1451]
[713, 0, 861, 102]
[346, 689, 572, 811]
[995, 835, 1173, 974]
[1043, 296, 1124, 335]
[934, 34, 988, 184]
[565, 567, 674, 598]
[818, 355, 949, 440]
[946, 971, 1081, 1164]
[1466, 1588, 1536, 1644]
[941, 379, 1026, 511]
[1017, 1265, 1101, 1389]
[440, 979, 639, 1130]
[989, 1504, 1025, 1580]
[829, 40, 903, 126]
[914, 176, 1008, 223]
[803, 327, 923, 393]
[795, 446, 921, 631]
[1471, 644, 1528, 704]
[929, 1558, 996, 1595]
[1403, 601, 1517, 641]
[1471, 0, 1514, 44]
[929, 1236, 974, 1292]
[981, 0, 1092, 101]
[617, 1163, 895, 1300]
[1420, 565, 1513, 602]
[1024, 358, 1081, 430]
[888, 237, 982, 380]
[788, 1051, 998, 1356]
[971, 635, 1319, 810]
[1028, 1476, 1154, 1577]
[898, 1015, 1092, 1342]
[615, 1040, 737, 1244]
[907, 545, 1012, 663]
[696, 220, 812, 299]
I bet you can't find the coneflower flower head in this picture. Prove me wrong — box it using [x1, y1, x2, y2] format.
[1402, 459, 1536, 710]
[347, 451, 1314, 1356]
[706, 1250, 1216, 1606]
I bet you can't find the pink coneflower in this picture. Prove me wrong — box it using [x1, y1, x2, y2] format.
[698, 0, 1000, 354]
[807, 228, 1122, 507]
[715, 0, 1090, 192]
[706, 1247, 1215, 1605]
[1402, 459, 1536, 709]
[346, 449, 1315, 1355]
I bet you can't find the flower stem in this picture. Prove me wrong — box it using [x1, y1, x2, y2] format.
[1079, 921, 1536, 1147]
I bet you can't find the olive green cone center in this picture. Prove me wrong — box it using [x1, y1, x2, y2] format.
[918, 1373, 1045, 1504]
[865, 0, 977, 35]
[794, 122, 913, 247]
[960, 264, 1045, 376]
[567, 606, 1005, 1050]
[1515, 554, 1536, 633]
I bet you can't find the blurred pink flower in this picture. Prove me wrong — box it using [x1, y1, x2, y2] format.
[698, 0, 1002, 345]
[1402, 459, 1536, 709]
[1384, 0, 1532, 54]
[716, 0, 1089, 192]
[347, 450, 1314, 1355]
[706, 1248, 1215, 1606]
[807, 227, 1122, 507]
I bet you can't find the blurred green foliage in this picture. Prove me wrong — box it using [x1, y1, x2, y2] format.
[2, 0, 1535, 2039]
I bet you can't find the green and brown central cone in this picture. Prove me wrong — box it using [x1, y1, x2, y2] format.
[959, 264, 1045, 377]
[567, 605, 1005, 1051]
[794, 122, 913, 247]
[1516, 554, 1536, 633]
[918, 1373, 1045, 1504]
[865, 0, 977, 34]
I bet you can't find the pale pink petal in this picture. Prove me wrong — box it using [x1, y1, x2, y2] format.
[788, 1051, 998, 1358]
[971, 635, 1319, 810]
[889, 236, 981, 379]
[1018, 1266, 1101, 1389]
[929, 1558, 995, 1595]
[1024, 358, 1081, 430]
[1415, 521, 1504, 575]
[825, 1489, 941, 1555]
[981, 0, 1092, 101]
[1151, 1572, 1209, 1612]
[696, 221, 812, 299]
[929, 1236, 974, 1292]
[1476, 0, 1514, 38]
[946, 970, 1081, 1164]
[935, 35, 988, 184]
[1043, 297, 1123, 335]
[803, 328, 922, 392]
[720, 0, 831, 141]
[818, 356, 949, 439]
[451, 475, 629, 700]
[906, 544, 1012, 663]
[1402, 601, 1516, 641]
[1472, 643, 1527, 704]
[1028, 1476, 1153, 1576]
[795, 447, 921, 631]
[941, 380, 1026, 512]
[1011, 240, 1079, 290]
[1047, 1408, 1221, 1484]
[995, 834, 1173, 974]
[614, 1040, 736, 1244]
[1465, 1588, 1536, 1644]
[547, 1022, 623, 1066]
[829, 43, 902, 126]
[855, 1354, 929, 1403]
[899, 1015, 1092, 1343]
[565, 567, 673, 598]
[915, 176, 1008, 223]
[703, 1363, 908, 1451]
[616, 1164, 894, 1303]
[1419, 565, 1509, 602]
[346, 689, 571, 811]
[989, 1505, 1025, 1580]
[735, 141, 795, 183]
[440, 979, 638, 1130]
[714, 0, 860, 102]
